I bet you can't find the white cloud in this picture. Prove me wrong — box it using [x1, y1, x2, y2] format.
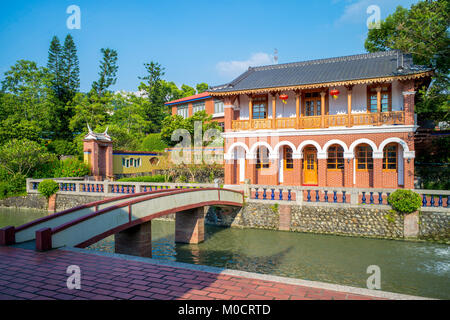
[216, 52, 273, 78]
[335, 0, 373, 25]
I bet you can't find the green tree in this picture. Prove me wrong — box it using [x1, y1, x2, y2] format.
[47, 36, 64, 101]
[69, 91, 113, 132]
[110, 93, 149, 136]
[0, 139, 55, 178]
[96, 124, 140, 151]
[138, 61, 168, 132]
[196, 82, 209, 93]
[181, 84, 196, 97]
[92, 48, 119, 96]
[61, 34, 80, 103]
[0, 117, 42, 143]
[160, 111, 221, 147]
[161, 80, 183, 101]
[140, 133, 168, 152]
[365, 0, 450, 121]
[1, 60, 53, 130]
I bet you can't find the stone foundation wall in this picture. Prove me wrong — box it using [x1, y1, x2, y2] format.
[0, 194, 106, 212]
[207, 203, 449, 242]
[206, 203, 279, 230]
[0, 194, 47, 210]
[291, 206, 403, 239]
[419, 211, 450, 242]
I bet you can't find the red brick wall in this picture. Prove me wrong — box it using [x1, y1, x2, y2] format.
[225, 131, 415, 189]
[327, 170, 345, 187]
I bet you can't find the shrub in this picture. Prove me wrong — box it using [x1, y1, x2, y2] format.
[117, 175, 166, 183]
[38, 179, 59, 199]
[7, 173, 27, 194]
[53, 158, 89, 178]
[388, 189, 422, 214]
[0, 181, 9, 199]
[140, 133, 168, 152]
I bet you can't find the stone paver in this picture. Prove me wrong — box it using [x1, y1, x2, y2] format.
[0, 246, 382, 300]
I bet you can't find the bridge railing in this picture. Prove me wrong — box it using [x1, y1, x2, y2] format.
[26, 178, 217, 197]
[36, 188, 243, 250]
[242, 184, 450, 212]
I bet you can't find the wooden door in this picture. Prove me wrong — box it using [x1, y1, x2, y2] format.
[303, 148, 318, 185]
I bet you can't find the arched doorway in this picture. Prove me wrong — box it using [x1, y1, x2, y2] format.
[355, 143, 374, 187]
[232, 146, 246, 184]
[303, 147, 318, 185]
[326, 144, 345, 187]
[255, 146, 270, 185]
[280, 146, 294, 185]
[382, 143, 404, 187]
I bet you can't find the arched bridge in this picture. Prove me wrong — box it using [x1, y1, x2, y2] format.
[0, 188, 243, 257]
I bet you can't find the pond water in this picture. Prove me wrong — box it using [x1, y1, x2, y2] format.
[1, 208, 449, 299]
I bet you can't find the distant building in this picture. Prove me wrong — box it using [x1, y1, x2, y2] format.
[165, 92, 225, 130]
[83, 127, 166, 180]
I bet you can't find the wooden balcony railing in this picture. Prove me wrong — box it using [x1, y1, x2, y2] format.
[231, 111, 405, 131]
[276, 118, 296, 129]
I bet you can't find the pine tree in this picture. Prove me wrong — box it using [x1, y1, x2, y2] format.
[92, 48, 119, 96]
[138, 61, 167, 133]
[47, 36, 63, 100]
[61, 34, 80, 103]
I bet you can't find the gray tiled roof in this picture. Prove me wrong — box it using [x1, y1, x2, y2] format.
[210, 51, 431, 92]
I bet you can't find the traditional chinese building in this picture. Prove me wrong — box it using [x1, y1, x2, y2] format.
[210, 51, 433, 189]
[83, 127, 166, 180]
[165, 92, 225, 130]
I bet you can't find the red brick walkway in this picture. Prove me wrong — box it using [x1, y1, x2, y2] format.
[0, 246, 382, 300]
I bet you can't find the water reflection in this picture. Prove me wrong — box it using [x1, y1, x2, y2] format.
[86, 220, 450, 299]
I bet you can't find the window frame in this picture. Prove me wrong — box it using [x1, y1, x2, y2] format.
[192, 102, 205, 114]
[284, 147, 294, 170]
[177, 104, 189, 118]
[256, 147, 270, 170]
[356, 145, 374, 171]
[214, 100, 224, 114]
[367, 84, 392, 113]
[252, 95, 268, 120]
[383, 143, 397, 171]
[327, 145, 345, 171]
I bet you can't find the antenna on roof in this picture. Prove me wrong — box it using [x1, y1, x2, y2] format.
[273, 49, 278, 64]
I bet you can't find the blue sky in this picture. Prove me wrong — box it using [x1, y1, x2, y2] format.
[0, 0, 418, 92]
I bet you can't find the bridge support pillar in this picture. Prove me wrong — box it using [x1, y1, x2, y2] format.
[115, 221, 152, 258]
[175, 207, 205, 244]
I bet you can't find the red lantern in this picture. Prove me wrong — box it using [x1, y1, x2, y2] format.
[330, 89, 340, 100]
[279, 94, 288, 104]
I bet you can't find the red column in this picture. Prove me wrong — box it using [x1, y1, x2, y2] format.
[175, 207, 205, 244]
[224, 105, 234, 132]
[344, 158, 354, 187]
[270, 159, 279, 185]
[402, 80, 416, 125]
[115, 221, 152, 258]
[246, 159, 256, 184]
[294, 158, 302, 186]
[224, 160, 234, 185]
[317, 159, 327, 187]
[373, 158, 383, 188]
[404, 158, 415, 189]
[105, 142, 113, 180]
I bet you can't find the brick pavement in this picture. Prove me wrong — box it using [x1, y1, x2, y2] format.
[0, 246, 384, 300]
